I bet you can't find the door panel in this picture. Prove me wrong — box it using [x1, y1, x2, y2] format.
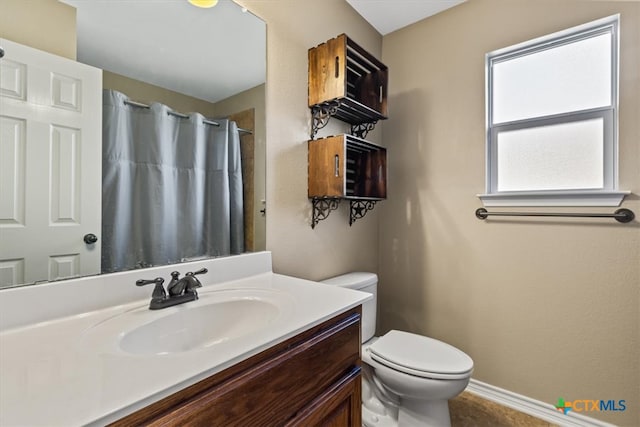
[0, 38, 102, 287]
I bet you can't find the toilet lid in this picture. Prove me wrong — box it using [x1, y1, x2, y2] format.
[368, 330, 473, 380]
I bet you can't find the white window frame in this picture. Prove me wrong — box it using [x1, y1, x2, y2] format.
[479, 15, 629, 207]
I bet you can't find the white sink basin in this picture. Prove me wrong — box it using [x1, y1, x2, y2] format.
[82, 288, 293, 356]
[121, 298, 279, 355]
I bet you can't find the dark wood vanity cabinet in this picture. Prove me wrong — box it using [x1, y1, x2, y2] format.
[110, 307, 362, 427]
[308, 134, 387, 200]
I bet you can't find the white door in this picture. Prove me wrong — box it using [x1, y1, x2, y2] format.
[0, 38, 102, 287]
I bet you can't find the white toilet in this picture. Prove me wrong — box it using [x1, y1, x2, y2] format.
[322, 272, 473, 427]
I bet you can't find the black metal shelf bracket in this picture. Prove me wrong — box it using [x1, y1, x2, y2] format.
[310, 100, 381, 139]
[350, 200, 377, 226]
[311, 197, 341, 229]
[475, 207, 635, 223]
[310, 100, 341, 139]
[350, 122, 377, 139]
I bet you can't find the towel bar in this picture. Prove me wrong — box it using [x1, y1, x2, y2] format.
[475, 208, 635, 223]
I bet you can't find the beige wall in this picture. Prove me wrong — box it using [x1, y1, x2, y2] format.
[379, 0, 639, 425]
[0, 0, 76, 59]
[236, 0, 383, 280]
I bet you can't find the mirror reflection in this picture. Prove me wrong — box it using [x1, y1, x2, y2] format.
[0, 0, 266, 288]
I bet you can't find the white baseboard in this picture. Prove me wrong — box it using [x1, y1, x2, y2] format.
[465, 379, 617, 427]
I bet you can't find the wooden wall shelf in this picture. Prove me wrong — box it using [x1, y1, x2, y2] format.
[309, 134, 386, 228]
[308, 34, 388, 138]
[307, 34, 388, 228]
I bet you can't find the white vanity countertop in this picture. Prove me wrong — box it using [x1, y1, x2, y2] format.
[0, 252, 370, 426]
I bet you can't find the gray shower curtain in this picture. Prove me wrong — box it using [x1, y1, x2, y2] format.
[101, 90, 243, 273]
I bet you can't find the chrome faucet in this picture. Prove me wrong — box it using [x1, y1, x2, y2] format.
[136, 268, 208, 310]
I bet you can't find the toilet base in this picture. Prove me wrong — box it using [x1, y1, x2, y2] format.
[362, 364, 399, 427]
[362, 404, 397, 427]
[397, 398, 451, 427]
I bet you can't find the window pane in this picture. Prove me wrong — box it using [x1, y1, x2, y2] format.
[492, 32, 612, 124]
[496, 118, 604, 192]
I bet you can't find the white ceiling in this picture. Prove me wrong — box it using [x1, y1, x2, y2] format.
[345, 0, 466, 35]
[60, 0, 266, 104]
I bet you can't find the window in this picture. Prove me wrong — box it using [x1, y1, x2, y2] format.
[479, 15, 628, 207]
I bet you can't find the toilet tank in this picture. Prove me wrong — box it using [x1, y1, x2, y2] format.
[321, 272, 377, 343]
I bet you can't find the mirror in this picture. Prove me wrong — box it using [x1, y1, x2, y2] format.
[0, 0, 266, 288]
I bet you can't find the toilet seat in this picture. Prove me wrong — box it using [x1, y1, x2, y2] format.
[368, 330, 473, 380]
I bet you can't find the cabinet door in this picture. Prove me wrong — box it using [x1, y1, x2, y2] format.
[285, 368, 362, 427]
[308, 136, 345, 198]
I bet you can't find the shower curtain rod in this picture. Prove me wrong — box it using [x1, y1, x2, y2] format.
[123, 99, 220, 127]
[123, 99, 253, 135]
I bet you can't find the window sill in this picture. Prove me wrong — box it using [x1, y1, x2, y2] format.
[477, 190, 630, 207]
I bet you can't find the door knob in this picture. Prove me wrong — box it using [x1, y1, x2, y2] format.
[84, 233, 98, 244]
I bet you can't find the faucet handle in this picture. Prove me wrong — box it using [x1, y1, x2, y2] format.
[184, 268, 208, 294]
[188, 268, 208, 276]
[136, 277, 166, 299]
